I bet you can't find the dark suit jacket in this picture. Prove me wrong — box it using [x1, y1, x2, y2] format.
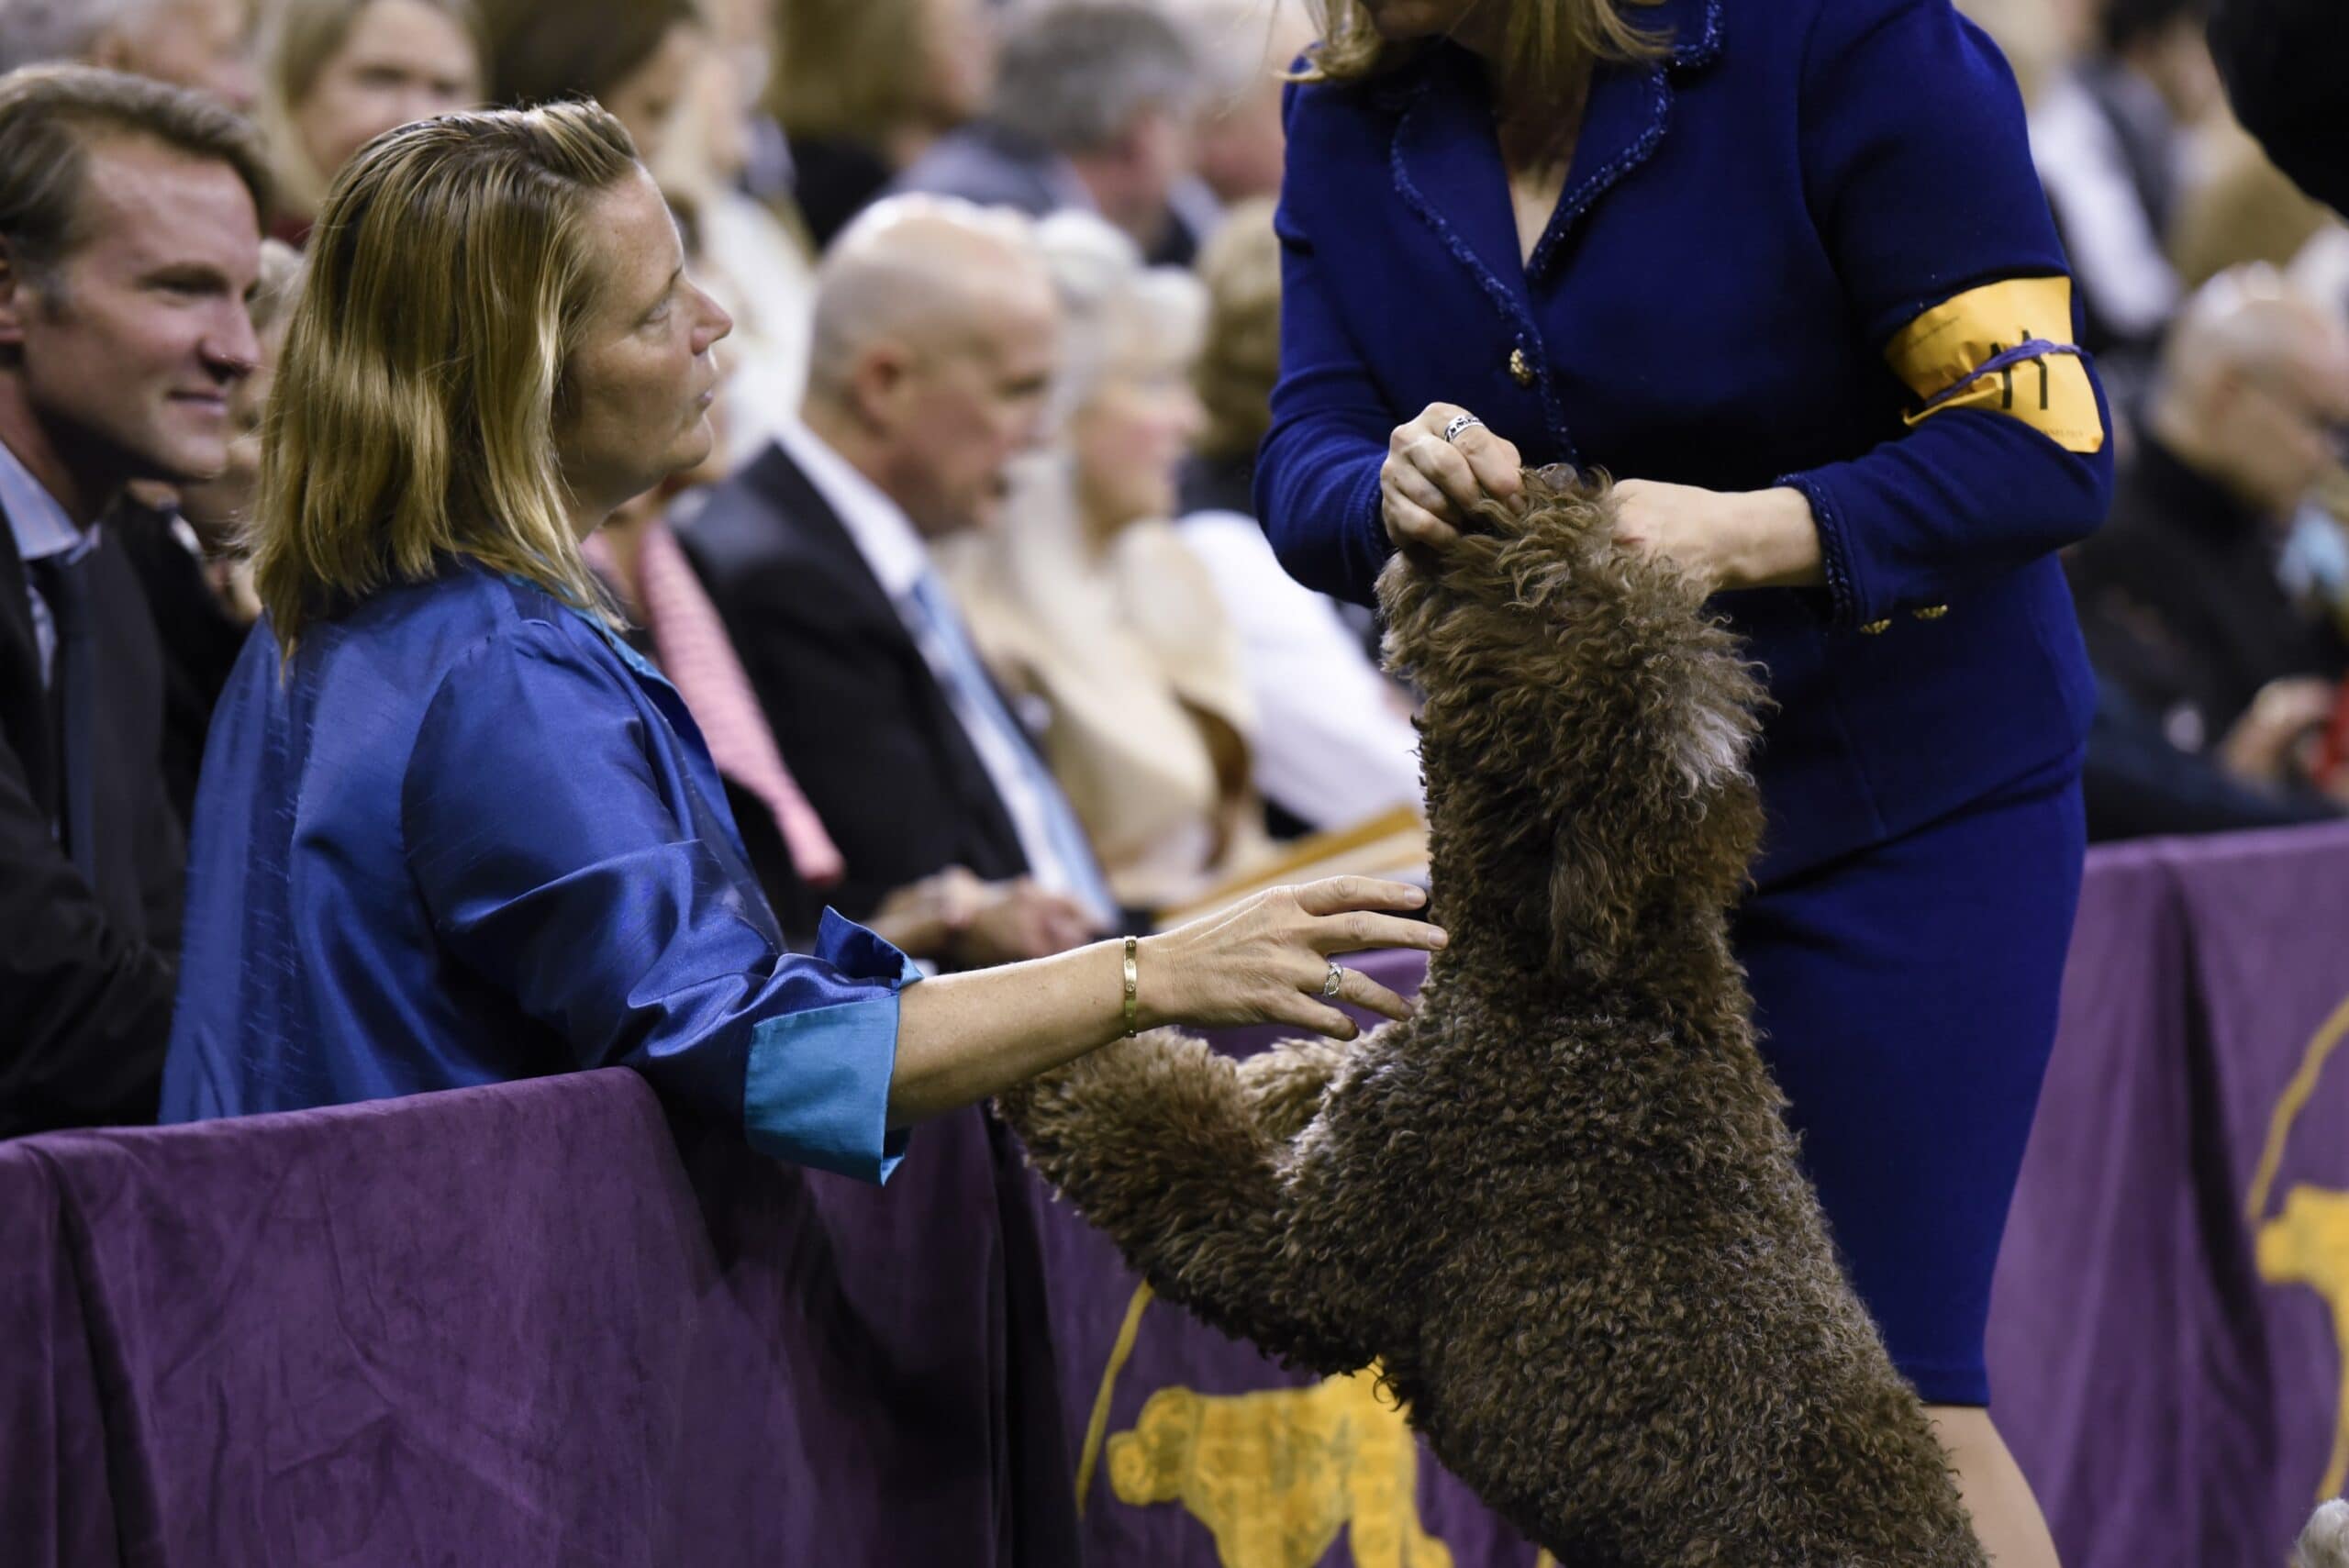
[677, 442, 1030, 931]
[2083, 680, 2338, 842]
[2065, 437, 2347, 743]
[0, 502, 183, 1135]
[888, 122, 1206, 268]
[112, 500, 246, 830]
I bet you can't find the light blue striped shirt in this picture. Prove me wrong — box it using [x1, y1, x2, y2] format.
[0, 436, 95, 690]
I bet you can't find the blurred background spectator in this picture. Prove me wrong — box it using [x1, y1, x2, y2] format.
[1167, 0, 1312, 210]
[680, 197, 1116, 957]
[0, 0, 258, 110]
[893, 0, 1207, 266]
[1176, 195, 1421, 835]
[942, 210, 1275, 911]
[2032, 0, 2218, 372]
[2209, 0, 2349, 217]
[256, 0, 484, 238]
[479, 0, 698, 153]
[2066, 267, 2349, 831]
[770, 0, 996, 251]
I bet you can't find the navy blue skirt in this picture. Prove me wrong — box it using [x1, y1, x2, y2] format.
[1732, 753, 2086, 1407]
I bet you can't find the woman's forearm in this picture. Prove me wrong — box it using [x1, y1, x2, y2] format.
[1726, 486, 1828, 591]
[885, 878, 1443, 1128]
[886, 939, 1140, 1126]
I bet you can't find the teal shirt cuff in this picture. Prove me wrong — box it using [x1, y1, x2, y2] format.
[742, 909, 921, 1184]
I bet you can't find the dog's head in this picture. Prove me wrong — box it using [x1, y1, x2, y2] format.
[1377, 468, 1766, 971]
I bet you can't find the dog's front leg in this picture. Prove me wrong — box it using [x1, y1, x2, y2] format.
[1233, 1037, 1353, 1140]
[997, 1030, 1375, 1376]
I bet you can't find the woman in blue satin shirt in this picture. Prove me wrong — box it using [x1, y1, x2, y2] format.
[1260, 0, 2110, 1557]
[161, 102, 1444, 1183]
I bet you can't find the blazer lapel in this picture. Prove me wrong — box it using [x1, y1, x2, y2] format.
[1527, 0, 1724, 284]
[1389, 0, 1725, 300]
[748, 446, 912, 642]
[1389, 44, 1530, 321]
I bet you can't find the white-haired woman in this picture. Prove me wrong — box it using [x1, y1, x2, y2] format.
[161, 103, 1442, 1176]
[944, 210, 1276, 911]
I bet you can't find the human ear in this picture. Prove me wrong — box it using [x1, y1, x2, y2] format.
[0, 244, 30, 351]
[852, 340, 918, 428]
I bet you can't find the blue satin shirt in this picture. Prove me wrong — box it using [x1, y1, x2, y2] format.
[1259, 0, 2114, 883]
[161, 565, 914, 1184]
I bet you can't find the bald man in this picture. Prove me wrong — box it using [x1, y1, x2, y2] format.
[679, 196, 1122, 957]
[2065, 266, 2349, 811]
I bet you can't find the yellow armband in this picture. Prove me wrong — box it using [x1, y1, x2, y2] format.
[1884, 276, 2106, 453]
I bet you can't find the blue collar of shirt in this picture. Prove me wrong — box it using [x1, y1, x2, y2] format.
[0, 435, 95, 568]
[496, 566, 676, 693]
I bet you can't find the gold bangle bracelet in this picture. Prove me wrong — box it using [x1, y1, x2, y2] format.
[1121, 936, 1140, 1038]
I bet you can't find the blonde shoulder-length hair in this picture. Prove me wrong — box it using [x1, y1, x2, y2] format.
[252, 100, 637, 653]
[1297, 0, 1665, 100]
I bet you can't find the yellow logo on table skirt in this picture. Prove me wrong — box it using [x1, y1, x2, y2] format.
[1108, 1374, 1454, 1568]
[1082, 1283, 1454, 1568]
[1884, 276, 2105, 453]
[2246, 995, 2349, 1503]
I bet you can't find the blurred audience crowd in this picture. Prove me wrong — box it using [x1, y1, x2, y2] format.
[2, 0, 2345, 1134]
[1963, 0, 2349, 838]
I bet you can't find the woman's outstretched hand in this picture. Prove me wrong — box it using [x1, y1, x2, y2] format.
[1139, 876, 1446, 1041]
[891, 882, 1444, 1127]
[1383, 402, 1524, 554]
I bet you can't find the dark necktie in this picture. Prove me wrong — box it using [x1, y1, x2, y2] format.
[28, 551, 98, 880]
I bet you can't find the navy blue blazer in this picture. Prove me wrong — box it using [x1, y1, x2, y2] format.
[1258, 0, 2113, 884]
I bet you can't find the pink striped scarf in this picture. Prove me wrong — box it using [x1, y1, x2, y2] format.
[595, 521, 846, 887]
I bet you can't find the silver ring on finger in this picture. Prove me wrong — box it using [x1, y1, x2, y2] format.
[1321, 962, 1347, 999]
[1442, 412, 1484, 445]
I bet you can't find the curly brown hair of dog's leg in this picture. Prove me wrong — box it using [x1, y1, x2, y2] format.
[995, 1030, 1376, 1376]
[1233, 1038, 1353, 1140]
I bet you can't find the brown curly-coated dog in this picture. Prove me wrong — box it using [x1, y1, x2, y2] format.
[997, 470, 1989, 1564]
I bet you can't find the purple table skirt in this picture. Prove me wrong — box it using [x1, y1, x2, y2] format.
[0, 1077, 1072, 1567]
[8, 826, 2349, 1564]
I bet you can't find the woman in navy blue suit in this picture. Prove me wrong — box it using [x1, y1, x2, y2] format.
[1259, 0, 2110, 1557]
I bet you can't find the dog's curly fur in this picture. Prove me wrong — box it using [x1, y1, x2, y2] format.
[997, 471, 1987, 1563]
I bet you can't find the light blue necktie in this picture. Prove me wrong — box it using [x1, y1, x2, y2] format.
[906, 571, 1119, 921]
